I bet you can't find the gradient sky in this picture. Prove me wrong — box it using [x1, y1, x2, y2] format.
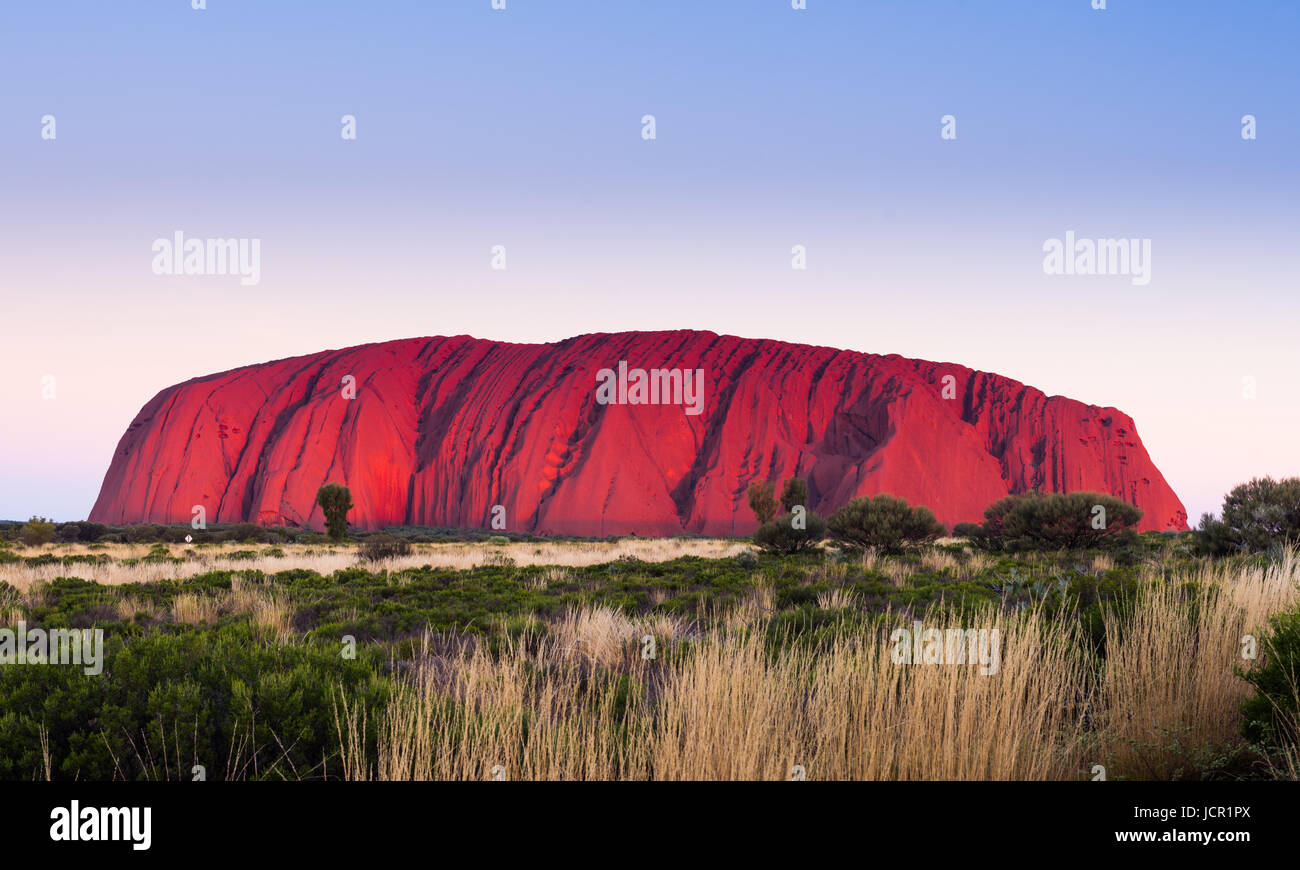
[1, 0, 1297, 524]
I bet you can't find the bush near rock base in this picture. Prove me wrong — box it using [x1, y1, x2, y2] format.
[753, 512, 826, 554]
[977, 491, 1141, 551]
[827, 495, 944, 554]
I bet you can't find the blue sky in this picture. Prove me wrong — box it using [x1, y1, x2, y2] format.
[1, 0, 1297, 522]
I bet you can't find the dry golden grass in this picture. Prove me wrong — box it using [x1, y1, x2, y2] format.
[336, 632, 650, 781]
[172, 593, 220, 626]
[857, 548, 882, 572]
[524, 566, 570, 591]
[111, 596, 158, 622]
[803, 559, 849, 586]
[816, 587, 856, 610]
[1090, 553, 1115, 573]
[920, 549, 960, 574]
[0, 538, 752, 591]
[9, 537, 1299, 780]
[24, 580, 51, 610]
[226, 579, 294, 641]
[332, 554, 1300, 781]
[1095, 553, 1298, 779]
[548, 605, 692, 669]
[953, 550, 996, 581]
[337, 601, 1092, 780]
[0, 584, 22, 628]
[880, 559, 911, 587]
[716, 578, 774, 631]
[921, 548, 1004, 583]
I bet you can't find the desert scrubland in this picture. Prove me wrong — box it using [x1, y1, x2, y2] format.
[2, 531, 1297, 781]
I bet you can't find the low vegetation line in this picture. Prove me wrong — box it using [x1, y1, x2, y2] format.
[1, 528, 1297, 781]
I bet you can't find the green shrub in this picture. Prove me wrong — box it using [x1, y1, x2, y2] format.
[359, 534, 411, 562]
[951, 521, 984, 540]
[978, 491, 1141, 551]
[162, 526, 197, 544]
[219, 522, 266, 544]
[747, 481, 777, 525]
[827, 495, 943, 553]
[316, 484, 353, 542]
[1240, 604, 1300, 752]
[0, 622, 391, 781]
[79, 523, 109, 542]
[18, 517, 56, 546]
[753, 512, 826, 554]
[124, 524, 165, 543]
[1196, 477, 1300, 556]
[1194, 512, 1242, 557]
[780, 478, 809, 514]
[141, 543, 174, 563]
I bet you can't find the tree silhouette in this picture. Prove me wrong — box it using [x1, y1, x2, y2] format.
[316, 483, 354, 542]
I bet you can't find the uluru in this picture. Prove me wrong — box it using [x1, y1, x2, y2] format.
[89, 331, 1188, 535]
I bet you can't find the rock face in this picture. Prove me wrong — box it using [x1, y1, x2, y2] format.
[90, 331, 1188, 534]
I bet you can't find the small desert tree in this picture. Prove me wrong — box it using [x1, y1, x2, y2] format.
[316, 483, 354, 542]
[1196, 477, 1300, 555]
[827, 495, 944, 553]
[18, 517, 56, 546]
[747, 480, 777, 525]
[753, 511, 827, 554]
[780, 477, 809, 514]
[979, 491, 1141, 550]
[359, 532, 411, 562]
